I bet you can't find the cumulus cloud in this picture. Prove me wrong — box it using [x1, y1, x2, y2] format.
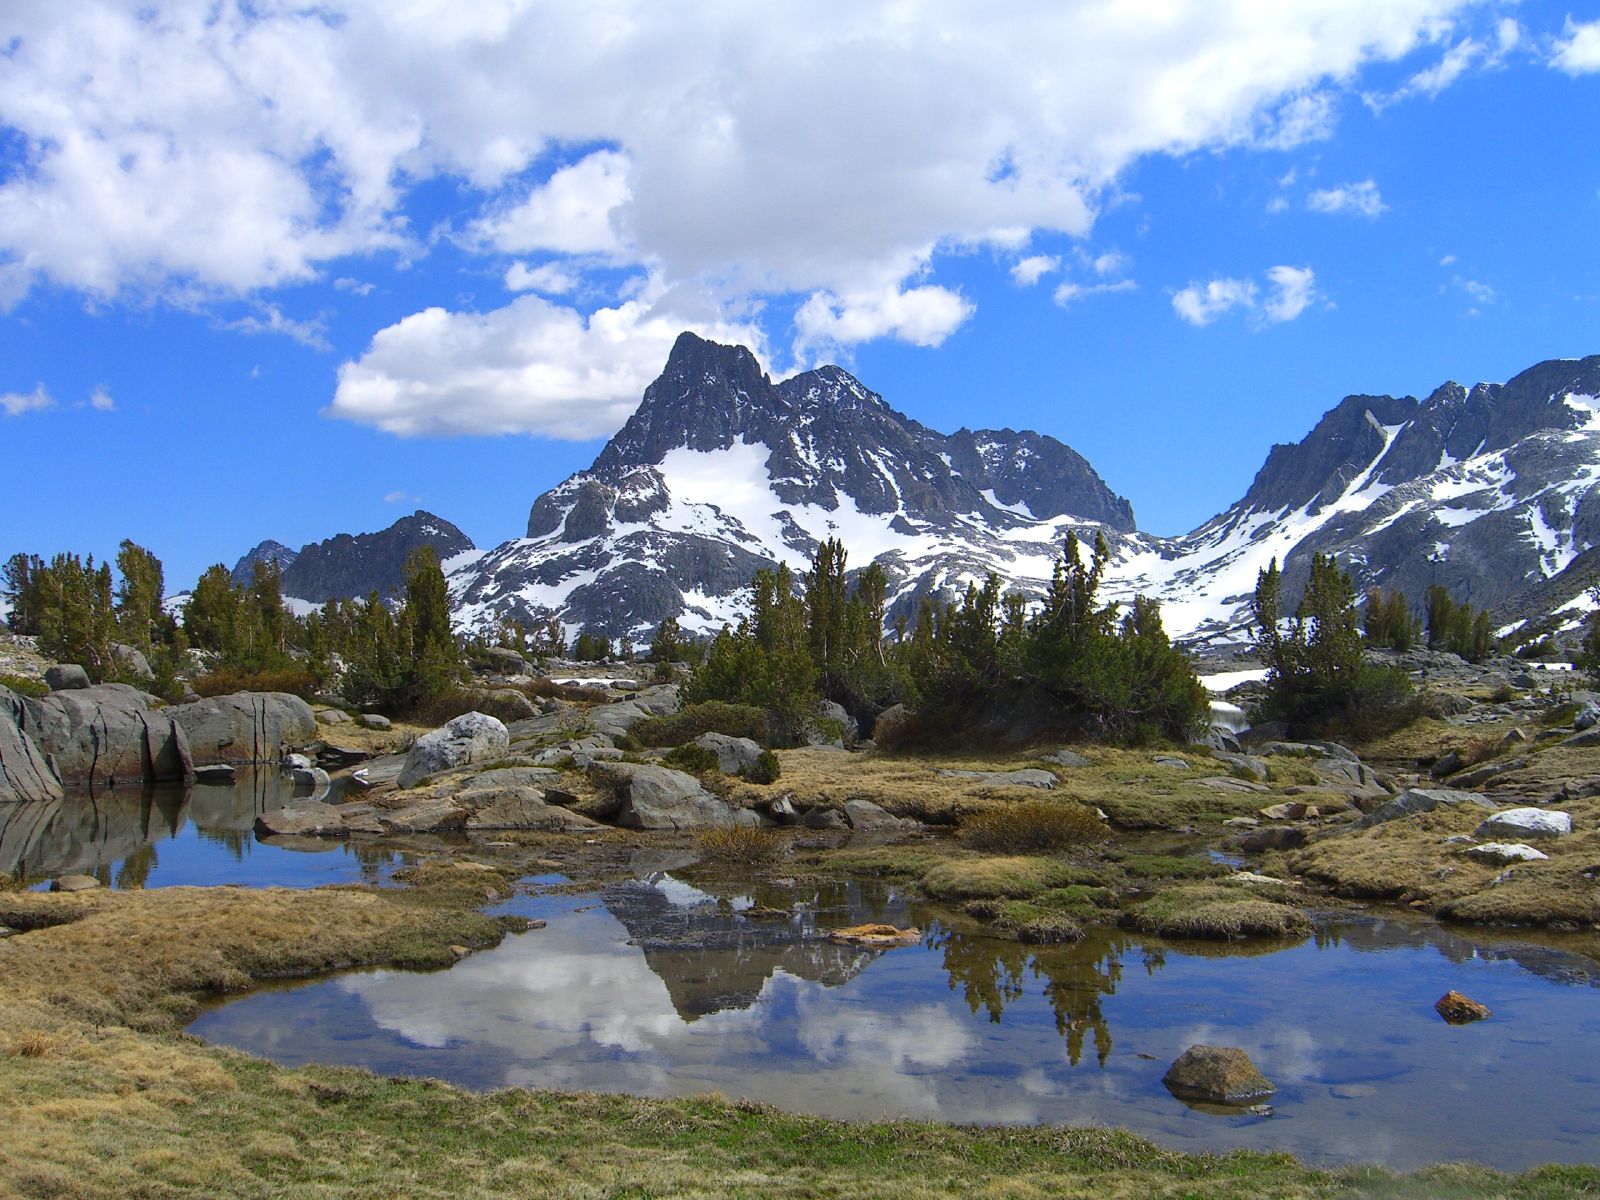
[1553, 19, 1600, 74]
[0, 1, 1481, 310]
[1366, 19, 1521, 108]
[326, 292, 765, 438]
[0, 1, 1493, 437]
[794, 282, 974, 353]
[1173, 266, 1318, 326]
[505, 262, 581, 295]
[1307, 179, 1387, 218]
[88, 387, 115, 412]
[0, 384, 54, 417]
[467, 150, 632, 257]
[1010, 255, 1059, 287]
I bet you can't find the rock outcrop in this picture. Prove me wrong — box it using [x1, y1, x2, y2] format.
[0, 685, 63, 804]
[15, 684, 193, 789]
[167, 692, 316, 767]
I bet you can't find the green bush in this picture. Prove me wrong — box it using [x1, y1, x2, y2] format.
[0, 673, 47, 697]
[662, 743, 720, 774]
[959, 801, 1106, 854]
[745, 749, 782, 784]
[633, 701, 771, 747]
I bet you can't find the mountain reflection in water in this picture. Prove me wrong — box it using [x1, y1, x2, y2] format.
[191, 871, 1600, 1171]
[0, 770, 410, 888]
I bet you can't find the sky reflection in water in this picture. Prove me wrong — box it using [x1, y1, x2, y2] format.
[190, 874, 1600, 1171]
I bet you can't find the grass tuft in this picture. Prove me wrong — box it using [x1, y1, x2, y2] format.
[960, 800, 1107, 853]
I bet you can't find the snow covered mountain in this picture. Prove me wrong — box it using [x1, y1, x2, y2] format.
[449, 332, 1145, 639]
[443, 335, 1600, 648]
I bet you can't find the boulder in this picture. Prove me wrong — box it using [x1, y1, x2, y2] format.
[375, 796, 468, 833]
[1153, 755, 1190, 770]
[1198, 776, 1270, 794]
[1435, 991, 1491, 1024]
[1450, 758, 1525, 790]
[1362, 788, 1498, 827]
[110, 643, 154, 681]
[193, 763, 236, 783]
[316, 707, 352, 725]
[585, 700, 653, 740]
[801, 806, 849, 830]
[1576, 701, 1600, 732]
[1039, 749, 1090, 768]
[476, 646, 534, 676]
[806, 699, 858, 748]
[600, 763, 748, 831]
[483, 688, 538, 720]
[1213, 751, 1268, 781]
[0, 686, 63, 804]
[398, 711, 509, 789]
[1430, 750, 1463, 780]
[693, 732, 764, 775]
[872, 703, 912, 743]
[842, 797, 915, 833]
[1475, 807, 1573, 840]
[17, 684, 193, 788]
[357, 712, 392, 731]
[289, 766, 332, 801]
[1162, 1045, 1275, 1104]
[43, 665, 90, 691]
[628, 684, 681, 717]
[167, 692, 317, 767]
[1465, 842, 1548, 864]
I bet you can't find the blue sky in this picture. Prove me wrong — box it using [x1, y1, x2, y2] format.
[2, 1, 1598, 589]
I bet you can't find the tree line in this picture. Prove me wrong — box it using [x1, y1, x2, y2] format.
[685, 534, 1210, 745]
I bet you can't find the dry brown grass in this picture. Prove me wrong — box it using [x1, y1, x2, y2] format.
[726, 747, 1264, 830]
[696, 825, 785, 865]
[1289, 794, 1600, 926]
[961, 800, 1108, 853]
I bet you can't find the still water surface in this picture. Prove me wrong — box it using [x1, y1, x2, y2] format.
[191, 872, 1600, 1171]
[0, 770, 413, 889]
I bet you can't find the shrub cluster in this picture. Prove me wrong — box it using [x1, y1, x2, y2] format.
[191, 666, 319, 701]
[959, 800, 1107, 854]
[632, 701, 771, 747]
[695, 825, 784, 865]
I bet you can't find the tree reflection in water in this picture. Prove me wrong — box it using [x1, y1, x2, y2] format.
[926, 923, 1167, 1067]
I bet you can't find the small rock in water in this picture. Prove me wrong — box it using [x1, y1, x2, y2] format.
[828, 923, 921, 947]
[448, 945, 471, 959]
[1435, 990, 1491, 1024]
[193, 763, 237, 783]
[1162, 1045, 1276, 1104]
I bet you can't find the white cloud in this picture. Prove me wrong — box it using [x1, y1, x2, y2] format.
[1262, 264, 1318, 322]
[1266, 194, 1291, 214]
[468, 150, 631, 257]
[1053, 278, 1136, 307]
[1439, 253, 1457, 266]
[1553, 19, 1600, 74]
[1307, 178, 1386, 218]
[1010, 255, 1059, 287]
[0, 1, 1479, 315]
[0, 384, 54, 417]
[88, 386, 115, 412]
[223, 304, 331, 351]
[383, 490, 419, 504]
[1173, 265, 1318, 326]
[505, 262, 581, 295]
[1090, 250, 1132, 277]
[1454, 275, 1496, 304]
[1172, 277, 1257, 326]
[334, 277, 375, 296]
[326, 292, 765, 439]
[794, 282, 973, 353]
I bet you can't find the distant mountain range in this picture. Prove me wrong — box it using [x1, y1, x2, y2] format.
[224, 333, 1600, 649]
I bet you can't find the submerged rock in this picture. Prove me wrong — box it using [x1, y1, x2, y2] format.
[828, 923, 921, 947]
[1435, 990, 1491, 1024]
[50, 873, 101, 892]
[1162, 1045, 1276, 1104]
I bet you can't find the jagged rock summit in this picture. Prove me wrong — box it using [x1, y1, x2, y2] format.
[451, 332, 1139, 637]
[449, 336, 1600, 646]
[233, 511, 476, 605]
